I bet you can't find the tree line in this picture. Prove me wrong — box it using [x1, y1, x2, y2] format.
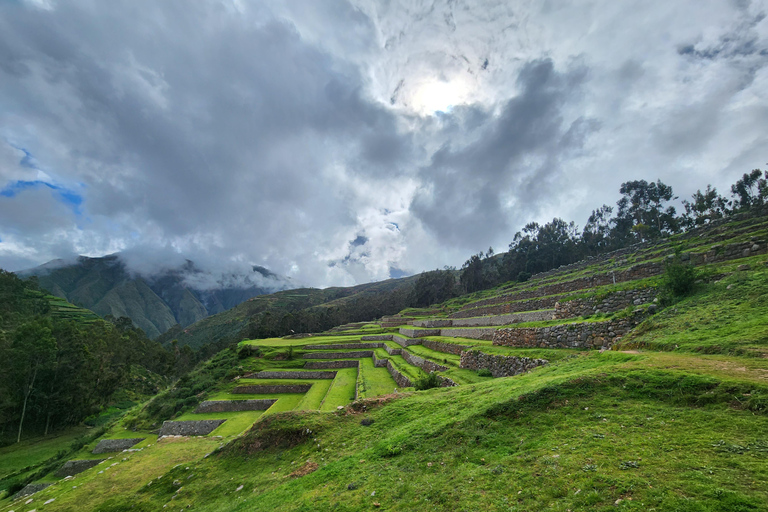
[0, 271, 192, 443]
[415, 168, 768, 302]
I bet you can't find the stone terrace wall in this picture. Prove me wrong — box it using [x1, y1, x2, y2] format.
[461, 261, 663, 311]
[385, 360, 413, 388]
[159, 419, 226, 437]
[460, 350, 548, 378]
[305, 343, 385, 350]
[412, 319, 453, 328]
[372, 353, 389, 368]
[392, 335, 422, 347]
[493, 315, 645, 349]
[451, 296, 561, 319]
[401, 350, 448, 373]
[554, 288, 657, 319]
[304, 360, 360, 369]
[398, 328, 441, 338]
[703, 240, 767, 263]
[233, 384, 311, 394]
[194, 399, 277, 413]
[439, 327, 497, 341]
[360, 335, 394, 341]
[384, 345, 402, 355]
[92, 438, 145, 454]
[303, 351, 373, 359]
[248, 371, 337, 379]
[452, 310, 554, 326]
[55, 459, 105, 477]
[422, 339, 472, 355]
[13, 483, 51, 499]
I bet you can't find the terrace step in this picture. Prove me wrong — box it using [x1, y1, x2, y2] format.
[233, 384, 311, 394]
[159, 419, 227, 437]
[304, 360, 360, 369]
[55, 459, 105, 477]
[303, 351, 373, 359]
[246, 370, 337, 379]
[194, 399, 277, 413]
[304, 342, 385, 349]
[413, 310, 555, 328]
[92, 438, 145, 454]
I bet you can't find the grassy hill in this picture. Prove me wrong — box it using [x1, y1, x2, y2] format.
[2, 213, 768, 511]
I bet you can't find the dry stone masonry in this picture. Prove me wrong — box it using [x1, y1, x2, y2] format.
[460, 350, 548, 377]
[233, 384, 311, 394]
[422, 339, 472, 355]
[305, 343, 385, 349]
[247, 370, 337, 379]
[55, 459, 105, 477]
[13, 483, 51, 499]
[553, 288, 657, 319]
[304, 360, 360, 369]
[401, 350, 449, 372]
[303, 351, 374, 359]
[92, 438, 145, 454]
[159, 419, 226, 437]
[194, 399, 277, 413]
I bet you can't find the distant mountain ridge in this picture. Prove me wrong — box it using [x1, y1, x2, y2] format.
[18, 254, 292, 338]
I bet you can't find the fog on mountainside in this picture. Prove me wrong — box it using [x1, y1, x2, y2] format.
[17, 253, 293, 338]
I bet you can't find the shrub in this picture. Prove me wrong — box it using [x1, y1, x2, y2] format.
[517, 271, 532, 283]
[414, 372, 441, 390]
[477, 369, 493, 377]
[661, 261, 698, 300]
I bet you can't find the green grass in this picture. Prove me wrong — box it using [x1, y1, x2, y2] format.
[295, 381, 333, 411]
[0, 427, 88, 484]
[357, 358, 398, 398]
[319, 369, 358, 411]
[405, 345, 460, 367]
[28, 350, 768, 512]
[173, 411, 265, 438]
[620, 262, 768, 356]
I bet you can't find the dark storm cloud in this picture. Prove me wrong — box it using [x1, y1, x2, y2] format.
[411, 59, 597, 249]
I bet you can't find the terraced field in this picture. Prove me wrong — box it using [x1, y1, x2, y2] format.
[4, 213, 768, 511]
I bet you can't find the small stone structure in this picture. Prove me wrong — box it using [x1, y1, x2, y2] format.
[460, 350, 548, 377]
[248, 370, 337, 379]
[401, 350, 449, 372]
[194, 400, 277, 413]
[391, 335, 421, 347]
[13, 483, 51, 499]
[304, 360, 360, 369]
[159, 419, 226, 437]
[233, 384, 311, 394]
[422, 339, 472, 355]
[384, 345, 402, 355]
[303, 351, 374, 359]
[55, 459, 105, 477]
[92, 438, 145, 454]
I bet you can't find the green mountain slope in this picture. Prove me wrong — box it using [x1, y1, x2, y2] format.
[19, 255, 291, 338]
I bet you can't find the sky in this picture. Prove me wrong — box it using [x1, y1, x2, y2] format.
[1, 0, 767, 287]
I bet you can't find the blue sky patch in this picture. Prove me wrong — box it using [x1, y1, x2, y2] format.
[0, 180, 84, 215]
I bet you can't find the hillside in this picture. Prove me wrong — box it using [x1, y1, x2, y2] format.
[2, 212, 768, 511]
[19, 255, 292, 338]
[161, 275, 420, 350]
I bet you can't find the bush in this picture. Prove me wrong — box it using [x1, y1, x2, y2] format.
[477, 369, 493, 377]
[662, 261, 698, 299]
[517, 271, 532, 283]
[414, 372, 441, 390]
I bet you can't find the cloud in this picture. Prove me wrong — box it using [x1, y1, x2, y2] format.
[0, 0, 767, 286]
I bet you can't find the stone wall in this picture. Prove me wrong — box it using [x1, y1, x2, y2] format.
[55, 459, 105, 477]
[304, 343, 385, 349]
[392, 334, 422, 347]
[13, 483, 51, 499]
[303, 350, 373, 359]
[452, 310, 554, 326]
[304, 360, 360, 369]
[384, 345, 402, 355]
[372, 353, 389, 368]
[401, 350, 449, 373]
[553, 288, 657, 319]
[702, 240, 766, 263]
[159, 419, 226, 437]
[92, 438, 145, 454]
[492, 314, 646, 349]
[233, 384, 312, 394]
[385, 360, 413, 388]
[460, 350, 548, 377]
[411, 319, 453, 328]
[451, 296, 561, 319]
[360, 335, 394, 341]
[248, 370, 337, 379]
[439, 327, 497, 341]
[398, 327, 441, 338]
[422, 339, 472, 355]
[194, 399, 277, 413]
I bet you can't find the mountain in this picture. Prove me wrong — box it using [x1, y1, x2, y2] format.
[17, 254, 292, 338]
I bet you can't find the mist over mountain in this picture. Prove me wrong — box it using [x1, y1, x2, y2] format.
[17, 253, 293, 338]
